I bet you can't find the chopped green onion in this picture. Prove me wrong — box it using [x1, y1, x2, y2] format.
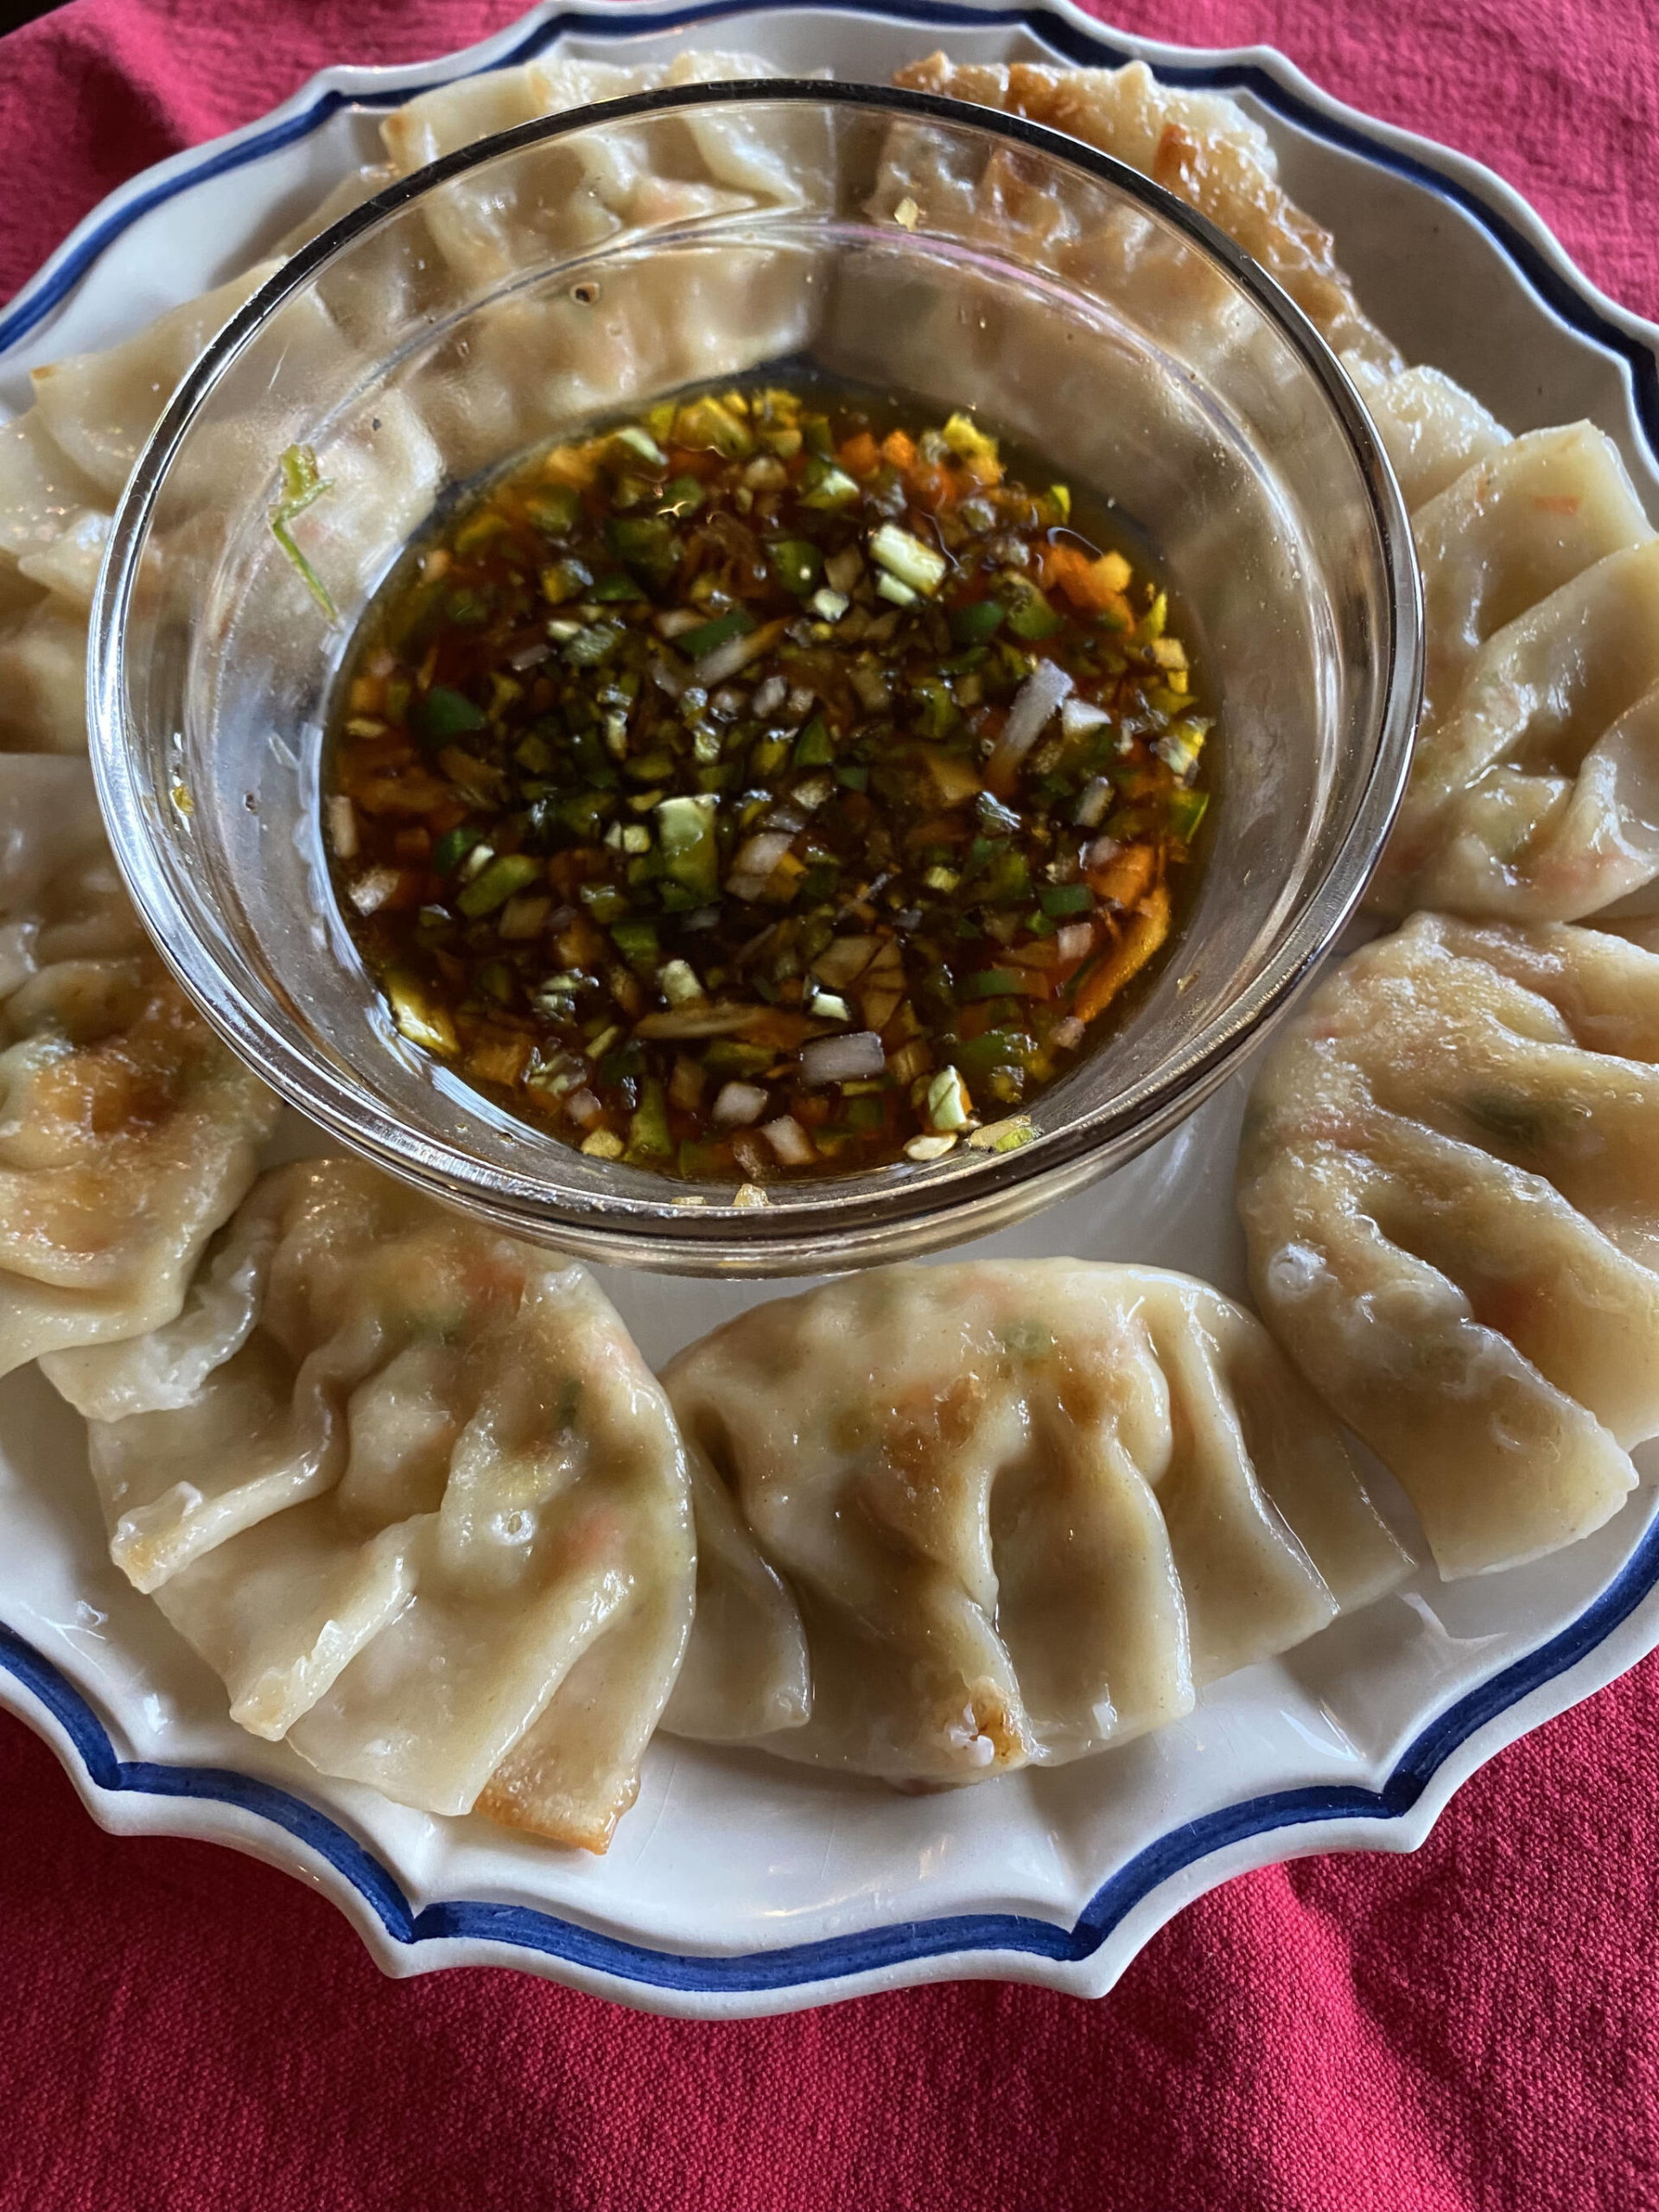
[963, 968, 1022, 1000]
[456, 854, 542, 918]
[433, 824, 484, 876]
[1002, 578, 1065, 641]
[657, 793, 720, 903]
[418, 686, 487, 742]
[609, 916, 662, 976]
[527, 483, 581, 535]
[769, 538, 823, 597]
[800, 461, 860, 511]
[1039, 882, 1095, 917]
[626, 1077, 673, 1159]
[791, 718, 835, 767]
[949, 599, 1005, 646]
[1169, 788, 1210, 842]
[658, 474, 704, 518]
[679, 607, 756, 661]
[609, 423, 668, 469]
[270, 443, 337, 621]
[869, 522, 948, 597]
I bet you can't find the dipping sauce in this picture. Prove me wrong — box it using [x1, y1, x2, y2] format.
[323, 381, 1211, 1181]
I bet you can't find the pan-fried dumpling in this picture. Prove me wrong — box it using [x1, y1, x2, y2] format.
[43, 1157, 695, 1853]
[1367, 425, 1659, 921]
[1236, 912, 1659, 1579]
[661, 1262, 1408, 1783]
[891, 54, 1401, 372]
[0, 756, 277, 1370]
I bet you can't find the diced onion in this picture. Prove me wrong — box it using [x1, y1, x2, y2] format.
[988, 660, 1074, 783]
[1056, 922, 1095, 963]
[761, 1115, 817, 1166]
[348, 865, 401, 915]
[727, 831, 797, 899]
[713, 1081, 769, 1127]
[800, 1031, 886, 1086]
[327, 795, 359, 860]
[1060, 696, 1110, 741]
[1074, 776, 1112, 829]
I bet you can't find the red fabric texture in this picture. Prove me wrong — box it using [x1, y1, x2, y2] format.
[2, 4, 1657, 2206]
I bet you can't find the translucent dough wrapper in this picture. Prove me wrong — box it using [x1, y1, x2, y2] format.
[1236, 912, 1659, 1577]
[890, 54, 1401, 373]
[0, 756, 276, 1371]
[1358, 411, 1659, 923]
[44, 1157, 694, 1853]
[662, 1261, 1408, 1783]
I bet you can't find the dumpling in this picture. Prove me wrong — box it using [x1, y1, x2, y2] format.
[1369, 427, 1659, 919]
[0, 263, 285, 751]
[661, 1262, 1408, 1783]
[1338, 355, 1510, 509]
[0, 756, 277, 1371]
[891, 55, 1402, 372]
[1236, 912, 1659, 1579]
[43, 1157, 695, 1853]
[379, 49, 815, 282]
[26, 264, 281, 500]
[0, 596, 90, 752]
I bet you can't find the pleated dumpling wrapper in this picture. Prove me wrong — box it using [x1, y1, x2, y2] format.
[1361, 420, 1659, 922]
[659, 1262, 1408, 1783]
[889, 54, 1401, 372]
[0, 755, 276, 1373]
[1236, 913, 1659, 1579]
[42, 1156, 695, 1853]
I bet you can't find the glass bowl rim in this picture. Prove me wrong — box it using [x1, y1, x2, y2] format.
[88, 77, 1423, 1270]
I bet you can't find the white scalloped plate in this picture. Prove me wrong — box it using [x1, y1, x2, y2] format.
[3, 0, 1657, 2018]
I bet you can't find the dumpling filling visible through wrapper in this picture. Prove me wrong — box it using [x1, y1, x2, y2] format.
[43, 1157, 695, 1853]
[1236, 913, 1659, 1578]
[661, 1261, 1408, 1784]
[0, 755, 276, 1373]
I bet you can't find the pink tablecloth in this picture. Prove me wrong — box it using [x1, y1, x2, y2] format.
[2, 6, 1657, 2208]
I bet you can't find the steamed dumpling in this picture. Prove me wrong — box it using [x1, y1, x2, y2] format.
[1338, 355, 1510, 509]
[380, 48, 818, 281]
[1236, 913, 1659, 1579]
[661, 1262, 1408, 1783]
[0, 263, 284, 750]
[1365, 423, 1659, 921]
[891, 54, 1402, 372]
[0, 756, 276, 1372]
[44, 1156, 694, 1853]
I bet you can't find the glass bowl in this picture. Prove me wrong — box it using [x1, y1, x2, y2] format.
[91, 81, 1421, 1276]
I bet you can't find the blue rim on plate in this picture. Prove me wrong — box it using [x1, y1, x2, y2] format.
[9, 1510, 1659, 1992]
[3, 0, 1658, 1999]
